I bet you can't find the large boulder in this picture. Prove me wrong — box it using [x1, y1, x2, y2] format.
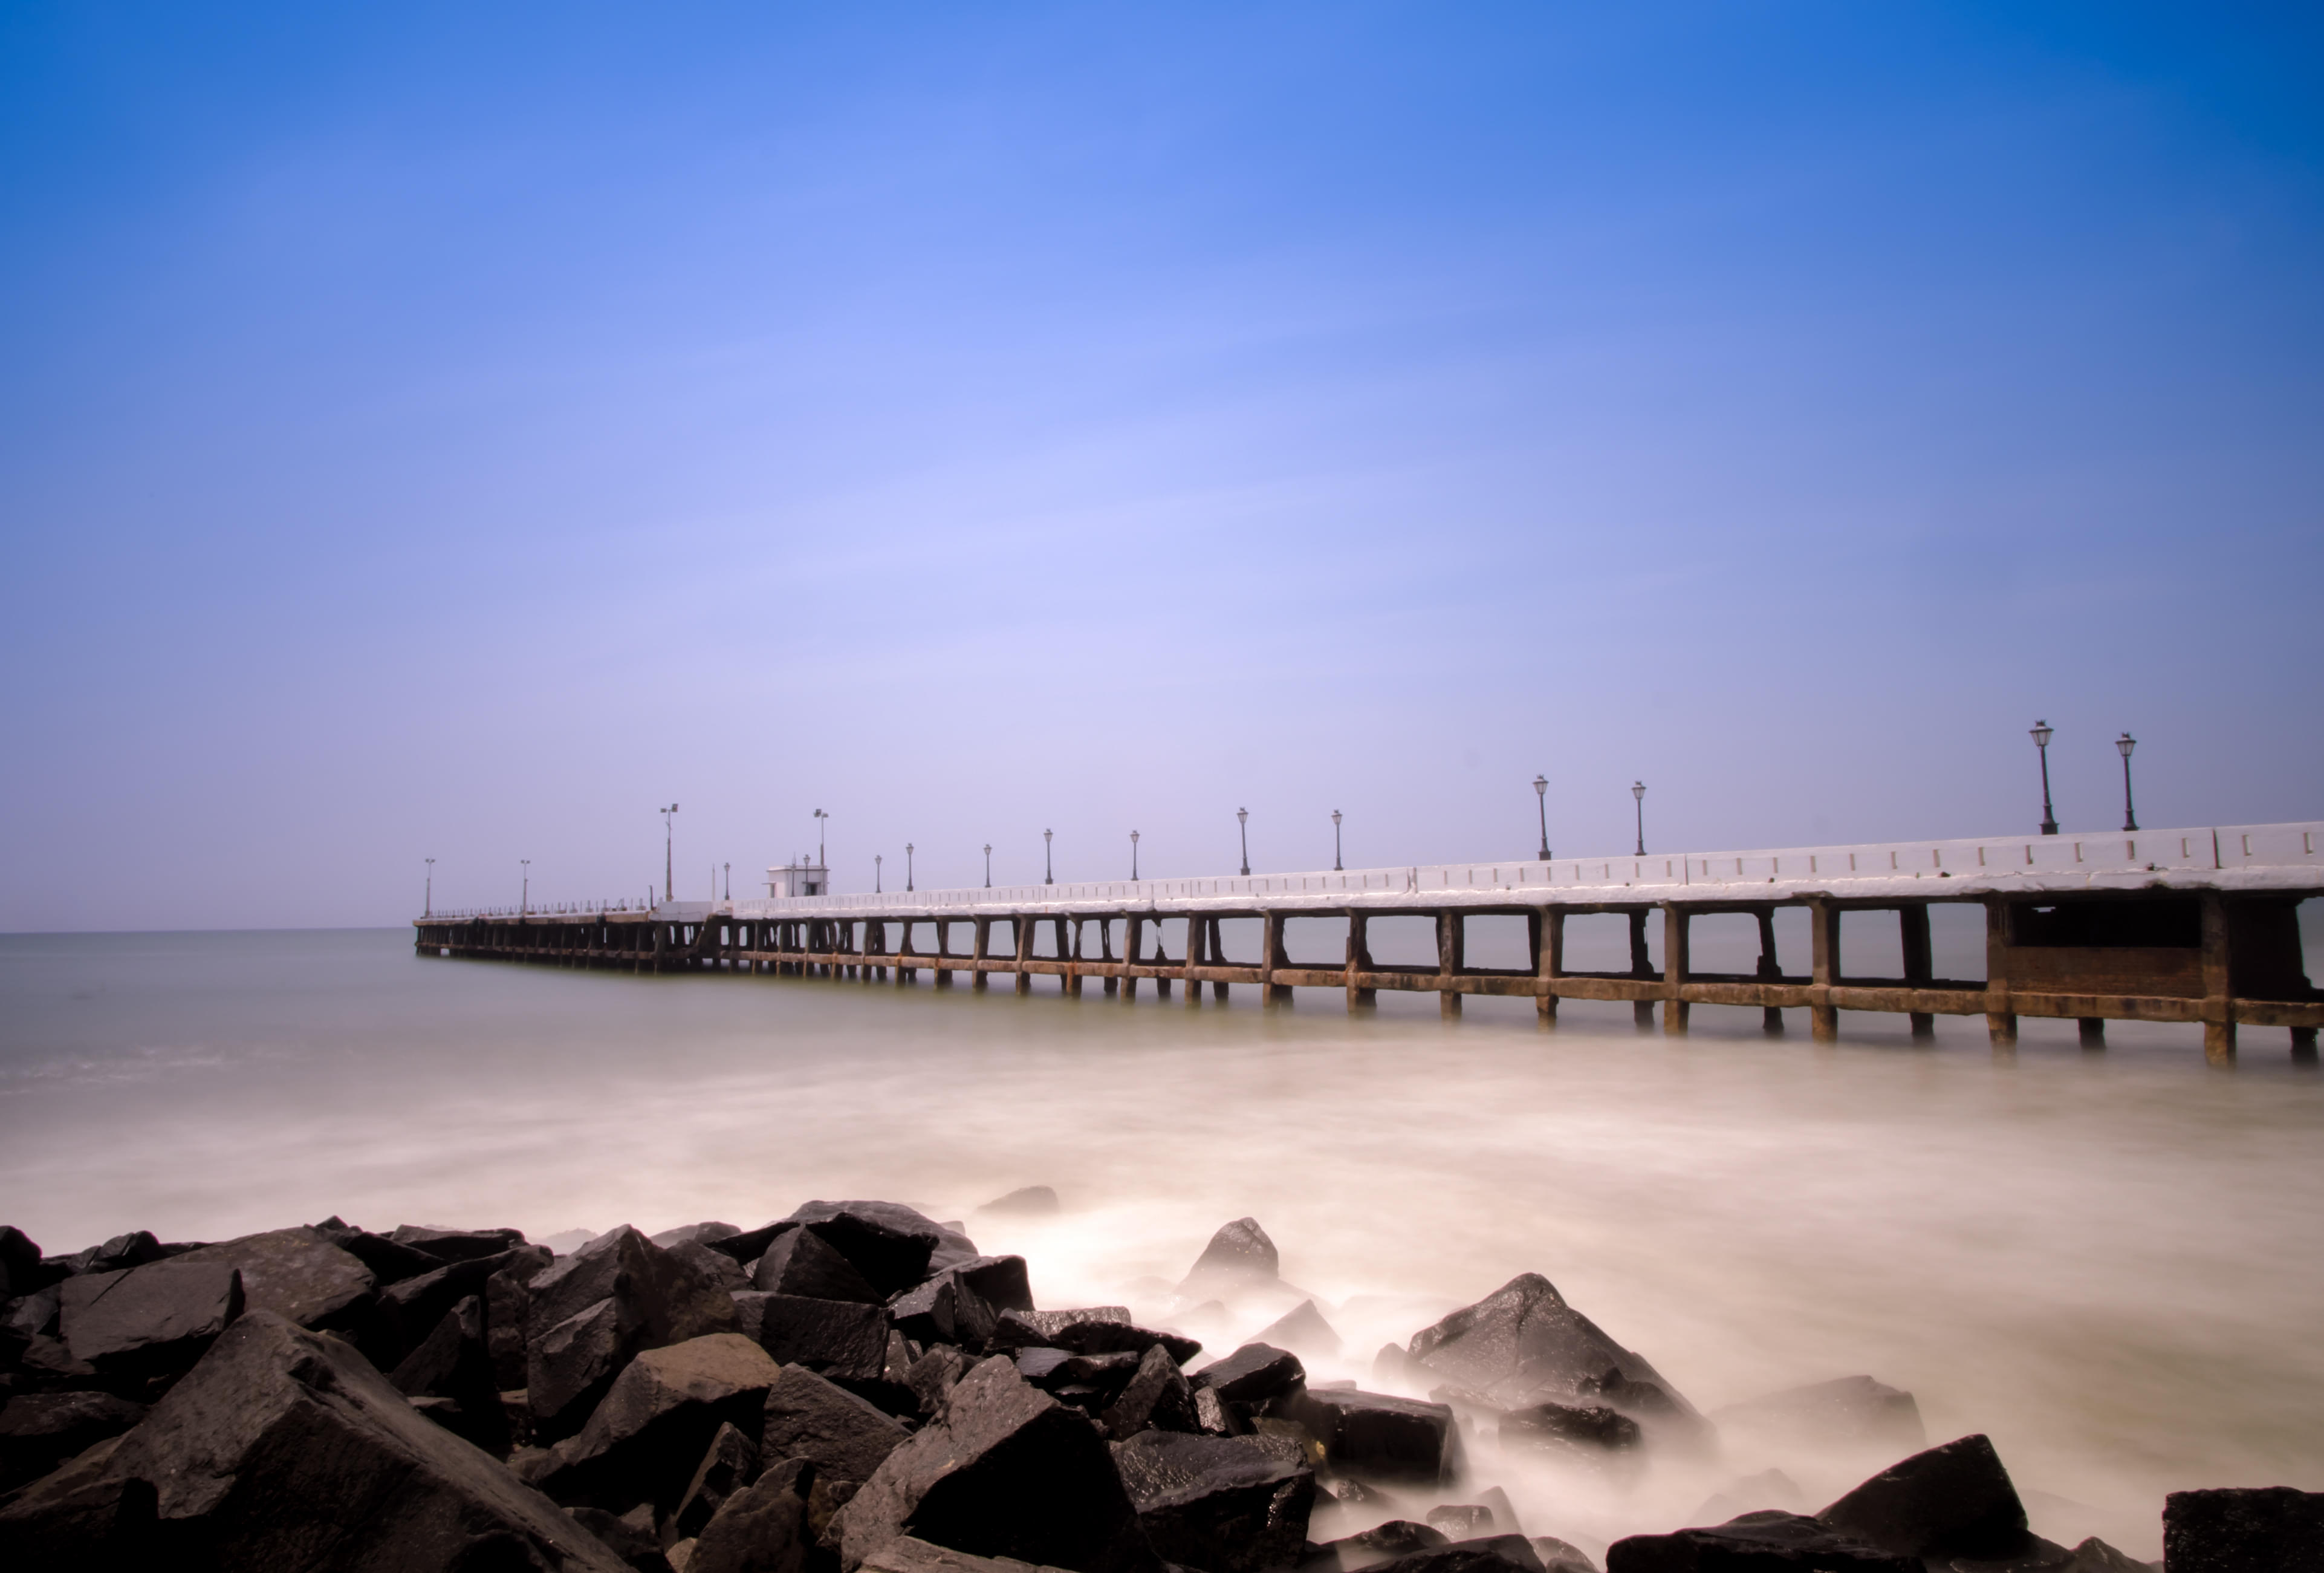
[689, 1455, 816, 1573]
[0, 1309, 627, 1570]
[1608, 1511, 1917, 1571]
[860, 1535, 1080, 1573]
[1111, 1430, 1313, 1573]
[736, 1293, 890, 1382]
[674, 1419, 761, 1539]
[761, 1363, 911, 1487]
[390, 1294, 507, 1452]
[994, 1311, 1198, 1366]
[1708, 1376, 1923, 1456]
[891, 1272, 1000, 1351]
[372, 1243, 552, 1369]
[1097, 1344, 1198, 1440]
[754, 1228, 883, 1304]
[0, 1226, 58, 1299]
[1499, 1401, 1639, 1456]
[540, 1334, 784, 1514]
[781, 1203, 955, 1295]
[0, 1391, 147, 1491]
[311, 1217, 444, 1286]
[1816, 1434, 2031, 1565]
[1178, 1219, 1279, 1295]
[2164, 1487, 2324, 1572]
[1312, 1521, 1449, 1572]
[839, 1354, 1157, 1573]
[527, 1229, 739, 1438]
[170, 1227, 375, 1330]
[56, 1232, 169, 1278]
[1405, 1275, 1695, 1426]
[57, 1258, 244, 1379]
[1274, 1387, 1458, 1486]
[388, 1225, 530, 1263]
[1190, 1344, 1303, 1405]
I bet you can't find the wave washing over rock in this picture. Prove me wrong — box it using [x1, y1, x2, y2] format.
[0, 1207, 2309, 1571]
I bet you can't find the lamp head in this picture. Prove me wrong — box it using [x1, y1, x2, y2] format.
[2117, 732, 2136, 760]
[1332, 809, 1342, 826]
[1237, 807, 1248, 826]
[1130, 829, 1139, 842]
[2031, 721, 2053, 749]
[1534, 775, 1547, 797]
[1632, 781, 1646, 801]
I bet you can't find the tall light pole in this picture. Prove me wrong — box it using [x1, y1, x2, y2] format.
[424, 858, 434, 917]
[1631, 781, 1647, 856]
[723, 862, 730, 901]
[2031, 721, 2059, 836]
[983, 844, 992, 888]
[521, 859, 530, 914]
[1331, 810, 1343, 871]
[875, 853, 883, 893]
[1129, 830, 1140, 880]
[906, 844, 915, 892]
[2117, 732, 2139, 832]
[813, 809, 828, 870]
[660, 804, 680, 902]
[1043, 829, 1054, 885]
[1533, 775, 1551, 861]
[1237, 807, 1250, 876]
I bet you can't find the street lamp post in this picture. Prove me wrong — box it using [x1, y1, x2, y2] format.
[1533, 775, 1551, 861]
[875, 854, 883, 893]
[1332, 810, 1343, 871]
[424, 858, 434, 917]
[521, 859, 530, 915]
[1631, 781, 1647, 856]
[1237, 807, 1250, 876]
[2117, 732, 2139, 832]
[1044, 829, 1054, 885]
[2031, 721, 2059, 836]
[983, 844, 992, 888]
[1129, 830, 1140, 881]
[660, 803, 680, 901]
[813, 809, 828, 870]
[723, 862, 730, 901]
[906, 844, 914, 892]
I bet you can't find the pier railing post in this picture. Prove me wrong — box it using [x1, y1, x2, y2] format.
[1809, 899, 1840, 1043]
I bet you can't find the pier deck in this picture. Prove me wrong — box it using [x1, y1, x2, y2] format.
[416, 821, 2324, 1064]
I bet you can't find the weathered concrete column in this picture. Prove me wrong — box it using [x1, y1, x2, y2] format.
[1662, 905, 1690, 1036]
[1262, 913, 1292, 1006]
[972, 917, 991, 991]
[1015, 916, 1034, 995]
[1628, 910, 1655, 1031]
[1120, 916, 1141, 1001]
[933, 919, 953, 988]
[1983, 900, 2016, 1050]
[2078, 1017, 2106, 1048]
[1182, 914, 1205, 1008]
[1754, 907, 1784, 1034]
[1436, 910, 1462, 1018]
[1209, 918, 1229, 1001]
[1900, 903, 1935, 1041]
[2201, 892, 2236, 1065]
[2294, 1027, 2319, 1063]
[1348, 912, 1377, 1012]
[1063, 918, 1084, 998]
[1532, 911, 1559, 1031]
[1808, 900, 1840, 1043]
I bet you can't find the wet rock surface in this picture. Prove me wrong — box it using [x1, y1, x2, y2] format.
[2163, 1487, 2324, 1573]
[1606, 1510, 1917, 1571]
[1111, 1430, 1313, 1573]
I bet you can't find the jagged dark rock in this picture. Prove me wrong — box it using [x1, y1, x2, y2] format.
[1816, 1434, 2032, 1563]
[675, 1420, 762, 1539]
[168, 1226, 377, 1330]
[782, 1203, 948, 1295]
[760, 1361, 912, 1487]
[57, 1257, 244, 1378]
[755, 1227, 884, 1304]
[0, 1227, 58, 1299]
[689, 1455, 816, 1573]
[1528, 1537, 1597, 1573]
[1499, 1401, 1640, 1454]
[0, 1309, 627, 1570]
[373, 1243, 554, 1370]
[1371, 1536, 1543, 1573]
[527, 1228, 740, 1438]
[1273, 1387, 1457, 1485]
[736, 1292, 891, 1382]
[1255, 1300, 1341, 1357]
[891, 1271, 998, 1350]
[389, 1224, 530, 1262]
[1406, 1275, 1693, 1425]
[905, 1345, 970, 1418]
[1710, 1375, 1924, 1454]
[654, 1222, 744, 1250]
[675, 1240, 753, 1295]
[1608, 1511, 1917, 1571]
[59, 1232, 170, 1278]
[993, 1310, 1198, 1366]
[0, 1390, 146, 1491]
[1178, 1219, 1279, 1295]
[839, 1354, 1157, 1573]
[1429, 1505, 1496, 1538]
[1098, 1343, 1199, 1439]
[1190, 1344, 1303, 1405]
[569, 1504, 674, 1572]
[1112, 1429, 1313, 1573]
[390, 1293, 507, 1451]
[2164, 1486, 2324, 1573]
[539, 1333, 785, 1514]
[311, 1217, 445, 1286]
[490, 1247, 557, 1390]
[860, 1532, 1084, 1573]
[1314, 1520, 1450, 1571]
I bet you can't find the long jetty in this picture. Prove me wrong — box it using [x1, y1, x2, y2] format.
[415, 821, 2324, 1064]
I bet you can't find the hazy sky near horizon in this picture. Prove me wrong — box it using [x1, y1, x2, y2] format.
[2, 3, 2320, 929]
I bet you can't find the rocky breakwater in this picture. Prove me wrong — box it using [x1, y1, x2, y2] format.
[0, 1210, 2311, 1572]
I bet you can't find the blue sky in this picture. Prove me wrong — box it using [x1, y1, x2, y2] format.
[2, 3, 2319, 927]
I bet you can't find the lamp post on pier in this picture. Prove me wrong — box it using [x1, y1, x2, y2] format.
[1332, 810, 1343, 871]
[906, 844, 914, 892]
[813, 809, 828, 869]
[983, 844, 992, 888]
[723, 862, 730, 901]
[424, 858, 434, 917]
[1129, 830, 1140, 880]
[1632, 781, 1647, 856]
[1044, 829, 1054, 885]
[1237, 807, 1250, 876]
[875, 854, 883, 893]
[660, 803, 680, 902]
[1533, 775, 1551, 861]
[2031, 721, 2059, 836]
[2117, 733, 2139, 832]
[521, 860, 530, 914]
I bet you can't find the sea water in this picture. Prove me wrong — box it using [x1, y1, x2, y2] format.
[4, 926, 2322, 1559]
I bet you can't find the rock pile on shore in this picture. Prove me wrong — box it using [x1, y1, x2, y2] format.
[0, 1206, 2311, 1571]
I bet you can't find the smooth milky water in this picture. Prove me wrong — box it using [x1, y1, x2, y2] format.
[5, 928, 2323, 1560]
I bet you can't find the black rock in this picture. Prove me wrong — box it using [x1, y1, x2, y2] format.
[1017, 1347, 1143, 1402]
[169, 1226, 376, 1330]
[976, 1187, 1062, 1217]
[569, 1505, 674, 1573]
[488, 1248, 556, 1390]
[755, 1226, 884, 1304]
[1256, 1301, 1342, 1358]
[735, 1292, 891, 1382]
[860, 1534, 1085, 1573]
[783, 1202, 948, 1295]
[704, 1219, 802, 1267]
[532, 1297, 629, 1440]
[391, 1294, 507, 1452]
[1192, 1386, 1247, 1436]
[1111, 1429, 1311, 1573]
[1317, 1520, 1450, 1571]
[1709, 1376, 1924, 1455]
[311, 1217, 445, 1285]
[689, 1455, 815, 1573]
[1190, 1344, 1303, 1404]
[0, 1391, 146, 1492]
[674, 1239, 752, 1295]
[527, 1227, 741, 1438]
[1179, 1219, 1280, 1292]
[1499, 1402, 1640, 1454]
[654, 1222, 744, 1249]
[1816, 1434, 2032, 1563]
[0, 1309, 628, 1571]
[1100, 1343, 1199, 1439]
[839, 1353, 1157, 1573]
[905, 1345, 970, 1419]
[1371, 1536, 1542, 1573]
[953, 1256, 1036, 1315]
[5, 1284, 60, 1340]
[1273, 1387, 1457, 1487]
[1608, 1510, 1917, 1572]
[57, 1258, 244, 1379]
[761, 1361, 912, 1487]
[1405, 1275, 1694, 1424]
[0, 1227, 56, 1299]
[995, 1310, 1199, 1366]
[676, 1419, 762, 1539]
[2164, 1486, 2324, 1572]
[389, 1224, 530, 1262]
[13, 1333, 100, 1387]
[372, 1243, 551, 1370]
[1529, 1539, 1597, 1573]
[60, 1233, 169, 1278]
[1429, 1506, 1497, 1538]
[891, 1271, 998, 1350]
[538, 1332, 786, 1514]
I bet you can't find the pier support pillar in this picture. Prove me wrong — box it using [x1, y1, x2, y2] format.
[1533, 912, 1560, 1032]
[2078, 1017, 2106, 1049]
[1900, 903, 1936, 1041]
[1987, 1013, 2018, 1050]
[2201, 893, 2236, 1066]
[1808, 899, 1840, 1043]
[1662, 905, 1690, 1037]
[972, 919, 990, 991]
[2293, 1027, 2318, 1063]
[1347, 914, 1376, 1012]
[1436, 911, 1464, 1021]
